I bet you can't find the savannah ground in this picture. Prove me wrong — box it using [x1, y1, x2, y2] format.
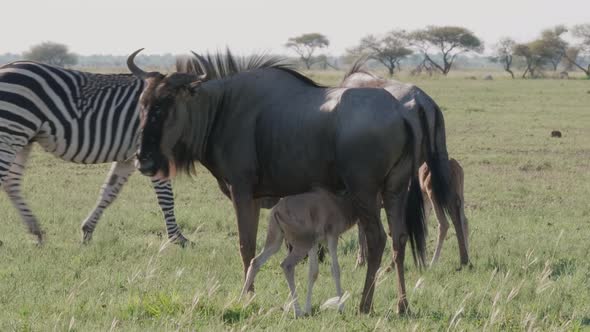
[0, 71, 589, 331]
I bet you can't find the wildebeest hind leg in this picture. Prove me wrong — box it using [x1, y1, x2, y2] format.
[349, 189, 384, 314]
[383, 184, 410, 314]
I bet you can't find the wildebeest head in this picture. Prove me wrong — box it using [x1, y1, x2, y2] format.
[127, 49, 206, 179]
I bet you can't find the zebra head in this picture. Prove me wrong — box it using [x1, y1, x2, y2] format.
[127, 49, 206, 179]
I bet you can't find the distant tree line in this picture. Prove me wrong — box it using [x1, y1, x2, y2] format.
[490, 24, 590, 78]
[3, 24, 589, 78]
[288, 24, 589, 78]
[0, 41, 176, 70]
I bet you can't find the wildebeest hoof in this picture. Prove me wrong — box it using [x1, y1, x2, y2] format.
[397, 299, 409, 315]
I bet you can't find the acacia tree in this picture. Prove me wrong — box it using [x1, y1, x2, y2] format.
[315, 54, 339, 70]
[490, 37, 516, 78]
[514, 40, 552, 78]
[409, 26, 483, 75]
[285, 33, 330, 69]
[539, 26, 568, 71]
[563, 23, 590, 77]
[348, 31, 413, 76]
[23, 41, 77, 67]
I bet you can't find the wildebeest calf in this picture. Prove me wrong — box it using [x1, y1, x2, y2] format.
[240, 187, 357, 317]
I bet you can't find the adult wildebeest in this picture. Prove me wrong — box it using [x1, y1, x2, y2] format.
[128, 49, 451, 313]
[341, 60, 469, 267]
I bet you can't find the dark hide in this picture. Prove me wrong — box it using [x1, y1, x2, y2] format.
[131, 50, 426, 314]
[341, 59, 468, 266]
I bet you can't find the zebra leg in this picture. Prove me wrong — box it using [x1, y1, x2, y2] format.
[80, 161, 134, 243]
[2, 144, 44, 244]
[150, 178, 189, 246]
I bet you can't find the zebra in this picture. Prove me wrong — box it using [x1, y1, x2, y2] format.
[0, 60, 189, 245]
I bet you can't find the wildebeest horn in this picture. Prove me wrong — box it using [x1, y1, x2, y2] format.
[190, 51, 208, 80]
[127, 48, 148, 79]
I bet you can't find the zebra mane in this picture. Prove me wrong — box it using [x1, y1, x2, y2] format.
[175, 48, 324, 87]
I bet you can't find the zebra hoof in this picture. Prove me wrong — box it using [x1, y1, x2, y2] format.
[34, 231, 44, 246]
[81, 228, 93, 244]
[173, 235, 193, 248]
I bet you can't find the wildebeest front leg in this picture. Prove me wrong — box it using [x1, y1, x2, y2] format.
[230, 184, 260, 291]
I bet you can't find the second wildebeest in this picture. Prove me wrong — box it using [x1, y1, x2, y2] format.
[341, 59, 469, 267]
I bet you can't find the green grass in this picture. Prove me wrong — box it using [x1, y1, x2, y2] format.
[1, 73, 589, 331]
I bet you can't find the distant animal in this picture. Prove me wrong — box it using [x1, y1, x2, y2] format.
[551, 130, 562, 138]
[129, 48, 453, 314]
[341, 59, 469, 268]
[241, 187, 357, 317]
[357, 158, 468, 267]
[559, 71, 569, 79]
[0, 61, 188, 245]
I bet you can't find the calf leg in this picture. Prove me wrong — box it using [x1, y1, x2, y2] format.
[281, 245, 310, 318]
[241, 213, 284, 298]
[304, 243, 319, 315]
[429, 195, 449, 266]
[327, 235, 344, 313]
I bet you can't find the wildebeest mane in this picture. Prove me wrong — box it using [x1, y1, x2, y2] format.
[342, 56, 375, 80]
[341, 57, 389, 88]
[176, 48, 324, 87]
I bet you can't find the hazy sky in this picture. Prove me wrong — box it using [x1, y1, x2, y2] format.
[3, 0, 588, 56]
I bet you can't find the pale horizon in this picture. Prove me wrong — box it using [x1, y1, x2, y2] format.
[2, 0, 589, 57]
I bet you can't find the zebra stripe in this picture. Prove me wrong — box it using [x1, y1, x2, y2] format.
[0, 61, 187, 245]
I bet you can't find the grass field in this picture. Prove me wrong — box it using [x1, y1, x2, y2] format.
[1, 72, 589, 331]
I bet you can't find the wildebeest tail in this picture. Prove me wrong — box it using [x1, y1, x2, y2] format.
[403, 119, 427, 268]
[417, 104, 453, 218]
